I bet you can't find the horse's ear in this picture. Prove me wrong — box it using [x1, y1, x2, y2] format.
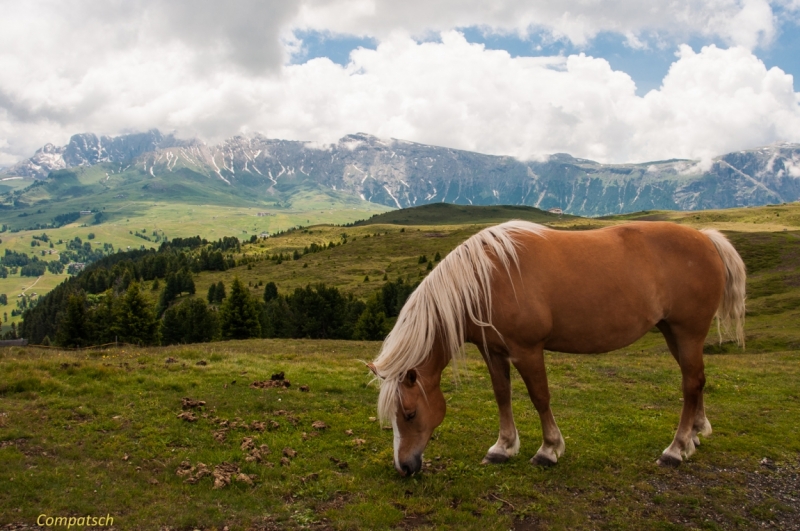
[366, 362, 382, 379]
[404, 369, 417, 386]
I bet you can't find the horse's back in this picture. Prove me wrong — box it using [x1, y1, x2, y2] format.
[488, 222, 725, 354]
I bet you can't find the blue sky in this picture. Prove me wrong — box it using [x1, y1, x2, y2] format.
[294, 23, 800, 97]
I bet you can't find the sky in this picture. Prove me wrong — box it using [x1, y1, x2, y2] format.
[1, 0, 799, 167]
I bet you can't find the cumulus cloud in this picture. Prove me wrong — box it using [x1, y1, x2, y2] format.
[0, 1, 798, 166]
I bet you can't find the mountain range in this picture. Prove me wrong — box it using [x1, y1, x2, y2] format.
[3, 129, 799, 217]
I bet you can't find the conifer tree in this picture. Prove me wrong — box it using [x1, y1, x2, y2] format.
[215, 281, 226, 303]
[87, 291, 117, 344]
[55, 293, 88, 347]
[263, 281, 278, 303]
[353, 295, 387, 340]
[207, 283, 217, 304]
[116, 282, 158, 345]
[219, 277, 261, 340]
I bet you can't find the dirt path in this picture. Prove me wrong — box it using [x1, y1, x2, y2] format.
[21, 276, 41, 294]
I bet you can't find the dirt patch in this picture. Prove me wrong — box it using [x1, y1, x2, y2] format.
[181, 397, 206, 409]
[647, 457, 800, 530]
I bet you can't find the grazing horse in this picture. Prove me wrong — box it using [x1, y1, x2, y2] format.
[368, 221, 745, 476]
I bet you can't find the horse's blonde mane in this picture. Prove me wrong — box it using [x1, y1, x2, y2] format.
[373, 220, 549, 423]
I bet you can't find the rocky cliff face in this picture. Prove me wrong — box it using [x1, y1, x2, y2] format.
[5, 130, 800, 216]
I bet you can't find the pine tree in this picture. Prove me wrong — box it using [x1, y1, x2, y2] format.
[263, 282, 278, 303]
[180, 268, 196, 295]
[215, 281, 226, 303]
[161, 298, 219, 345]
[87, 291, 118, 344]
[207, 283, 218, 304]
[353, 296, 387, 341]
[55, 293, 88, 347]
[116, 282, 158, 345]
[219, 277, 261, 340]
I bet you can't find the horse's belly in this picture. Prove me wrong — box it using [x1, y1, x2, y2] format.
[544, 321, 654, 354]
[542, 299, 661, 354]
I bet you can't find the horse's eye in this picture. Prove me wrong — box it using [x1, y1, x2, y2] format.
[404, 411, 416, 421]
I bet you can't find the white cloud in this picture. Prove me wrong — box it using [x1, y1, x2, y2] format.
[0, 2, 798, 166]
[296, 0, 780, 49]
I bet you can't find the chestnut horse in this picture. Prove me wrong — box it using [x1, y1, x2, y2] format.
[368, 221, 745, 476]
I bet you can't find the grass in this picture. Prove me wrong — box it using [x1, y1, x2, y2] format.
[2, 203, 800, 528]
[0, 340, 797, 530]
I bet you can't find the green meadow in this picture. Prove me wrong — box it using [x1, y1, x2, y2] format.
[1, 202, 799, 529]
[0, 341, 797, 530]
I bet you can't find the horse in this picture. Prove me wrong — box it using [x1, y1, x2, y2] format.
[367, 220, 746, 476]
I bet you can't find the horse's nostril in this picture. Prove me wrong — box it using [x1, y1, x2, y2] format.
[402, 464, 412, 476]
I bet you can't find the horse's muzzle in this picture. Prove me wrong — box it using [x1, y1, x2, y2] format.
[397, 454, 422, 477]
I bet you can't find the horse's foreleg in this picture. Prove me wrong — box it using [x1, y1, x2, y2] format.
[657, 325, 708, 467]
[511, 345, 565, 466]
[480, 351, 520, 464]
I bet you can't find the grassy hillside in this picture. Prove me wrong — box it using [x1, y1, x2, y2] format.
[355, 203, 574, 226]
[0, 341, 797, 530]
[6, 202, 800, 337]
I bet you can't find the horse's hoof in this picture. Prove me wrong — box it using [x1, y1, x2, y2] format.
[481, 452, 509, 465]
[530, 454, 557, 467]
[657, 454, 681, 468]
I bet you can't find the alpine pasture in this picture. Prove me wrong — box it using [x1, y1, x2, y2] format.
[1, 203, 799, 530]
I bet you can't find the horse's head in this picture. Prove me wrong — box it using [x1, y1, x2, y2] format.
[369, 362, 446, 476]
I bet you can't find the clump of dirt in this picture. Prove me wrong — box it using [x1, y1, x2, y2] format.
[299, 385, 310, 392]
[177, 461, 211, 484]
[165, 357, 178, 364]
[176, 411, 197, 422]
[283, 447, 297, 458]
[330, 457, 348, 469]
[181, 397, 206, 409]
[196, 360, 208, 366]
[250, 379, 291, 389]
[311, 420, 327, 430]
[212, 462, 246, 489]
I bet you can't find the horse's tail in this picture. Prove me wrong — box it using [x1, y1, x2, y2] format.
[701, 229, 746, 348]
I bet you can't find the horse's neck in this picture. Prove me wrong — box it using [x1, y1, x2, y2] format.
[419, 336, 451, 383]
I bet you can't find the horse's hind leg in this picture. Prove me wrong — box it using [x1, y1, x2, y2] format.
[479, 347, 520, 464]
[510, 344, 565, 466]
[657, 322, 709, 467]
[659, 322, 713, 445]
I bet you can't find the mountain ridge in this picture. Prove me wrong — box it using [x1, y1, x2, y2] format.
[3, 130, 799, 216]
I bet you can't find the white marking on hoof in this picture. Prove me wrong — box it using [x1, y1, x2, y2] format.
[483, 430, 519, 464]
[697, 418, 712, 437]
[531, 432, 565, 466]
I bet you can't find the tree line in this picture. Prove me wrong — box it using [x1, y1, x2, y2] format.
[25, 275, 418, 347]
[19, 239, 421, 347]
